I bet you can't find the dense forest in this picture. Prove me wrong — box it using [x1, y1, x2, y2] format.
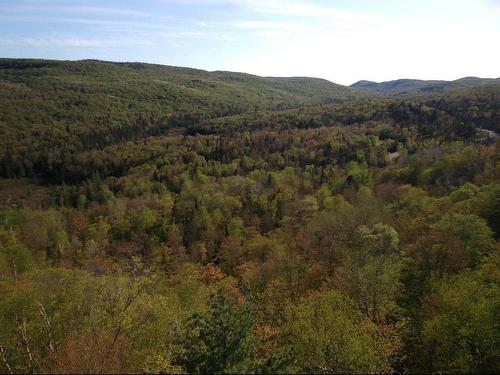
[0, 59, 499, 374]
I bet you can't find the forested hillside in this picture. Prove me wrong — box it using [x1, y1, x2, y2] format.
[0, 59, 499, 374]
[0, 58, 359, 126]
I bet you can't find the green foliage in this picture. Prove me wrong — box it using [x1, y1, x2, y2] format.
[430, 213, 494, 267]
[420, 265, 500, 373]
[284, 290, 394, 374]
[0, 59, 499, 374]
[0, 227, 32, 280]
[173, 289, 257, 374]
[343, 224, 402, 320]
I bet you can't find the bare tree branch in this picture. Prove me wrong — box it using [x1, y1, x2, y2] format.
[16, 315, 33, 374]
[35, 301, 54, 353]
[0, 338, 13, 374]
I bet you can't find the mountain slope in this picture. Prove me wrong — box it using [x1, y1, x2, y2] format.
[0, 58, 362, 132]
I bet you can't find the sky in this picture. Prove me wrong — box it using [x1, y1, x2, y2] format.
[0, 0, 499, 85]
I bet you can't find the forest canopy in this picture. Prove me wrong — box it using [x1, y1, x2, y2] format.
[0, 59, 499, 374]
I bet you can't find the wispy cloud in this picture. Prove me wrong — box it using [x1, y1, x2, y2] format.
[246, 0, 375, 21]
[154, 31, 235, 41]
[0, 30, 234, 48]
[159, 0, 380, 23]
[230, 20, 305, 31]
[0, 15, 169, 30]
[0, 35, 154, 48]
[0, 4, 163, 19]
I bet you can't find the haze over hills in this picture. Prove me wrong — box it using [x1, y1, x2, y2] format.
[351, 77, 500, 96]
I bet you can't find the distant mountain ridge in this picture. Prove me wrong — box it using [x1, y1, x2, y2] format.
[351, 77, 500, 96]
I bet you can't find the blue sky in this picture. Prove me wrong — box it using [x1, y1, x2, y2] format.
[0, 0, 499, 84]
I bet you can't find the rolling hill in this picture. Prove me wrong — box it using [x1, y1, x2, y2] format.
[1, 58, 498, 133]
[0, 58, 362, 132]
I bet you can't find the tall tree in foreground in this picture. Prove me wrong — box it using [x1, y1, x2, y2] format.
[173, 289, 257, 374]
